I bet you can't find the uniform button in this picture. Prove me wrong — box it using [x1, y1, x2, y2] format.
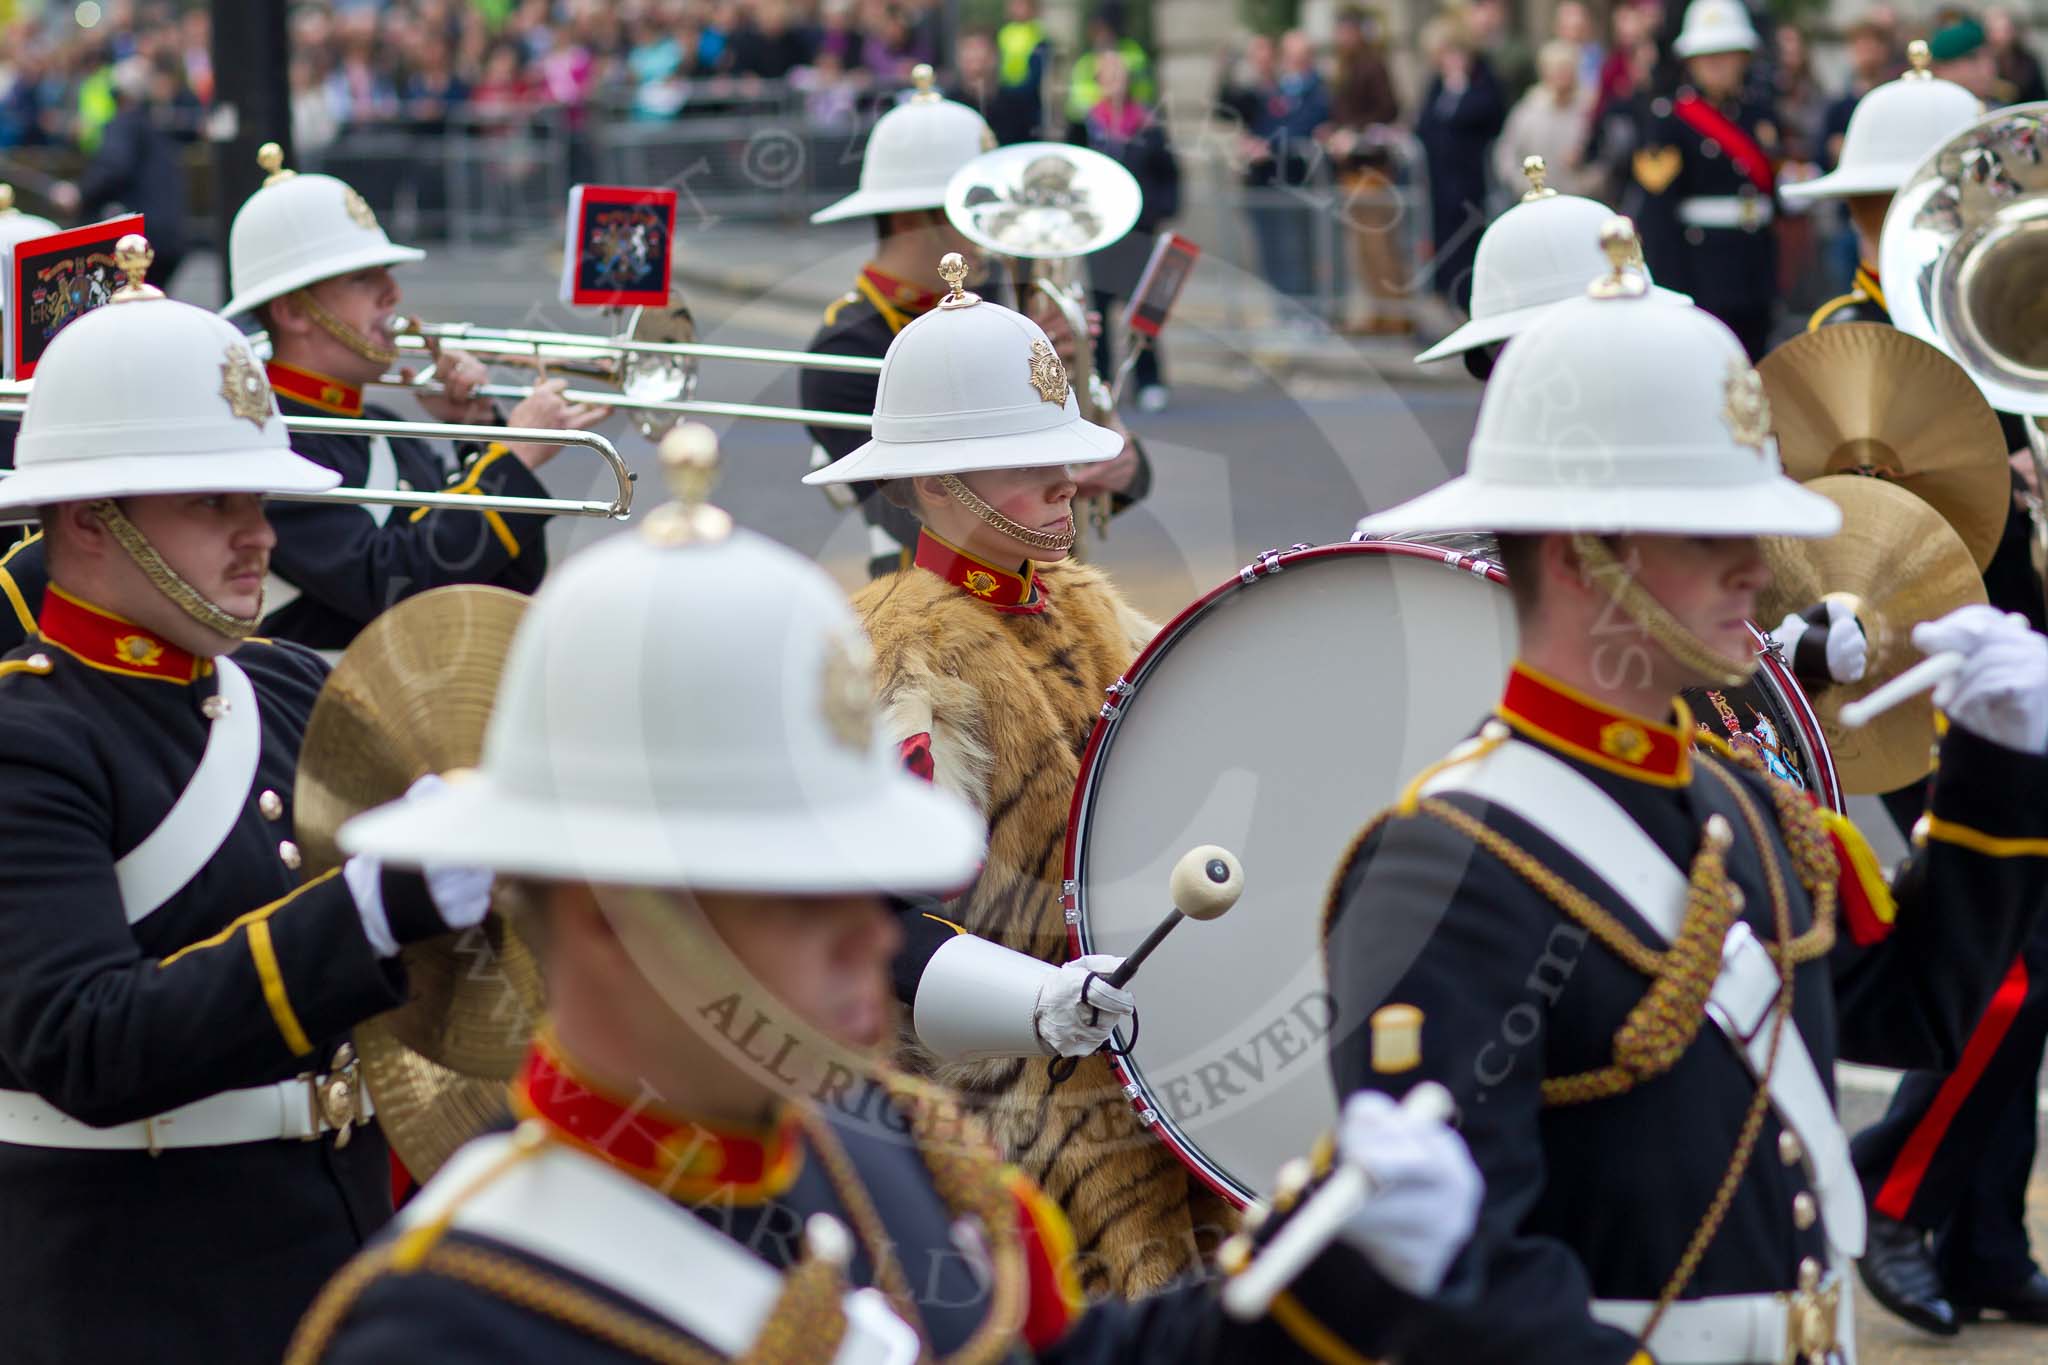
[201, 694, 231, 720]
[1792, 1192, 1817, 1230]
[1702, 139, 1721, 158]
[24, 653, 49, 672]
[397, 479, 414, 492]
[1779, 1130, 1803, 1166]
[278, 840, 302, 870]
[1727, 885, 1745, 913]
[1685, 227, 1706, 247]
[259, 790, 284, 821]
[1798, 1256, 1823, 1291]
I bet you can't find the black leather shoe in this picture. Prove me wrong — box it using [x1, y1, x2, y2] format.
[1859, 1214, 1961, 1336]
[1955, 1268, 2048, 1324]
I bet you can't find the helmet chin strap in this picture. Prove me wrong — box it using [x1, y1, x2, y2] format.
[1570, 534, 1756, 689]
[290, 287, 399, 367]
[90, 500, 263, 641]
[939, 474, 1075, 553]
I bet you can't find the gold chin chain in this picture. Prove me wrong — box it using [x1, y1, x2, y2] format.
[291, 287, 399, 367]
[938, 474, 1074, 554]
[90, 500, 262, 640]
[1571, 534, 1756, 689]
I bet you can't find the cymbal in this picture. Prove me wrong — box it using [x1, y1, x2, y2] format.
[1758, 323, 2010, 572]
[356, 1016, 512, 1182]
[294, 584, 542, 1083]
[1761, 475, 1987, 795]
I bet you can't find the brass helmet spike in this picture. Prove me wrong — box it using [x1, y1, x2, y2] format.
[1521, 155, 1556, 201]
[110, 234, 165, 302]
[644, 422, 733, 546]
[1587, 217, 1649, 299]
[1906, 39, 1932, 77]
[256, 141, 297, 187]
[0, 184, 16, 214]
[909, 62, 940, 103]
[936, 251, 981, 309]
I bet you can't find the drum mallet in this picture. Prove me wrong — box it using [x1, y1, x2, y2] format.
[1221, 1080, 1456, 1321]
[1048, 845, 1243, 1083]
[1838, 651, 1965, 729]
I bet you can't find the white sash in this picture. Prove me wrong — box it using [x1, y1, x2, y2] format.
[404, 1135, 921, 1365]
[1425, 738, 1867, 1258]
[116, 656, 261, 924]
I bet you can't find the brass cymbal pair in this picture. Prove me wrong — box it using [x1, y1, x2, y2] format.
[1757, 324, 2002, 794]
[295, 585, 538, 1179]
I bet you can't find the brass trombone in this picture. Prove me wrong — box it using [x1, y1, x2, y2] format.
[382, 299, 877, 437]
[0, 408, 636, 524]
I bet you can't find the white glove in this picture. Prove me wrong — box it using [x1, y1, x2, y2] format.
[1032, 954, 1135, 1057]
[342, 774, 493, 959]
[1771, 600, 1866, 684]
[1916, 605, 2048, 755]
[1334, 1090, 1483, 1297]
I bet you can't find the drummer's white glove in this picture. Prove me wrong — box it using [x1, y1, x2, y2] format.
[1771, 600, 1867, 684]
[1335, 1090, 1483, 1297]
[1034, 955, 1135, 1057]
[342, 775, 493, 958]
[1916, 605, 2048, 754]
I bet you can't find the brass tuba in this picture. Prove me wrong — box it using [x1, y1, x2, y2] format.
[1879, 101, 2048, 593]
[944, 142, 1143, 550]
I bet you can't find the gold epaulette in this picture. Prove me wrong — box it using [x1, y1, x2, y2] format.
[820, 291, 861, 328]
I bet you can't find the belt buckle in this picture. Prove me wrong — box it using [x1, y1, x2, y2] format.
[303, 1042, 365, 1148]
[1779, 1267, 1842, 1364]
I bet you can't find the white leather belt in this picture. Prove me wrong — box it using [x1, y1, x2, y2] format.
[1679, 196, 1775, 230]
[0, 1062, 372, 1154]
[1593, 1268, 1849, 1363]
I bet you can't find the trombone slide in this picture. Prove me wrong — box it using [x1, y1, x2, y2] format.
[403, 380, 873, 432]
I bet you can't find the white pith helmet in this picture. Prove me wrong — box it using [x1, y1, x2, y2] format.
[1416, 157, 1691, 364]
[1781, 45, 1982, 203]
[0, 236, 340, 510]
[1359, 219, 1840, 540]
[1672, 0, 1760, 58]
[811, 65, 996, 224]
[804, 255, 1123, 484]
[220, 143, 425, 319]
[343, 427, 985, 892]
[0, 185, 60, 310]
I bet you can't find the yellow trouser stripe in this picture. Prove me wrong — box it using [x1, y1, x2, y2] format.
[248, 918, 314, 1057]
[1919, 814, 2048, 859]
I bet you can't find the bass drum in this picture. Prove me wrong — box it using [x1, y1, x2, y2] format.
[1064, 539, 1517, 1206]
[1064, 536, 1841, 1208]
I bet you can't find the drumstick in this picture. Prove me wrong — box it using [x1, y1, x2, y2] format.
[1047, 846, 1242, 1084]
[1107, 846, 1244, 989]
[1221, 1082, 1456, 1322]
[1838, 651, 1965, 729]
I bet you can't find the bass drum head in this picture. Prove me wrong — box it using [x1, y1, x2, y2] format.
[1682, 625, 1845, 813]
[1067, 541, 1517, 1205]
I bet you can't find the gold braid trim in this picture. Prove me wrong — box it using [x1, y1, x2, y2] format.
[797, 1071, 1031, 1365]
[90, 500, 261, 639]
[1638, 770, 1796, 1344]
[937, 474, 1076, 553]
[1571, 535, 1755, 688]
[292, 287, 401, 366]
[1700, 749, 1837, 966]
[288, 1078, 1034, 1365]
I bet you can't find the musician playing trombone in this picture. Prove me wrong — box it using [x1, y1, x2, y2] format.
[0, 246, 494, 1363]
[0, 148, 611, 659]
